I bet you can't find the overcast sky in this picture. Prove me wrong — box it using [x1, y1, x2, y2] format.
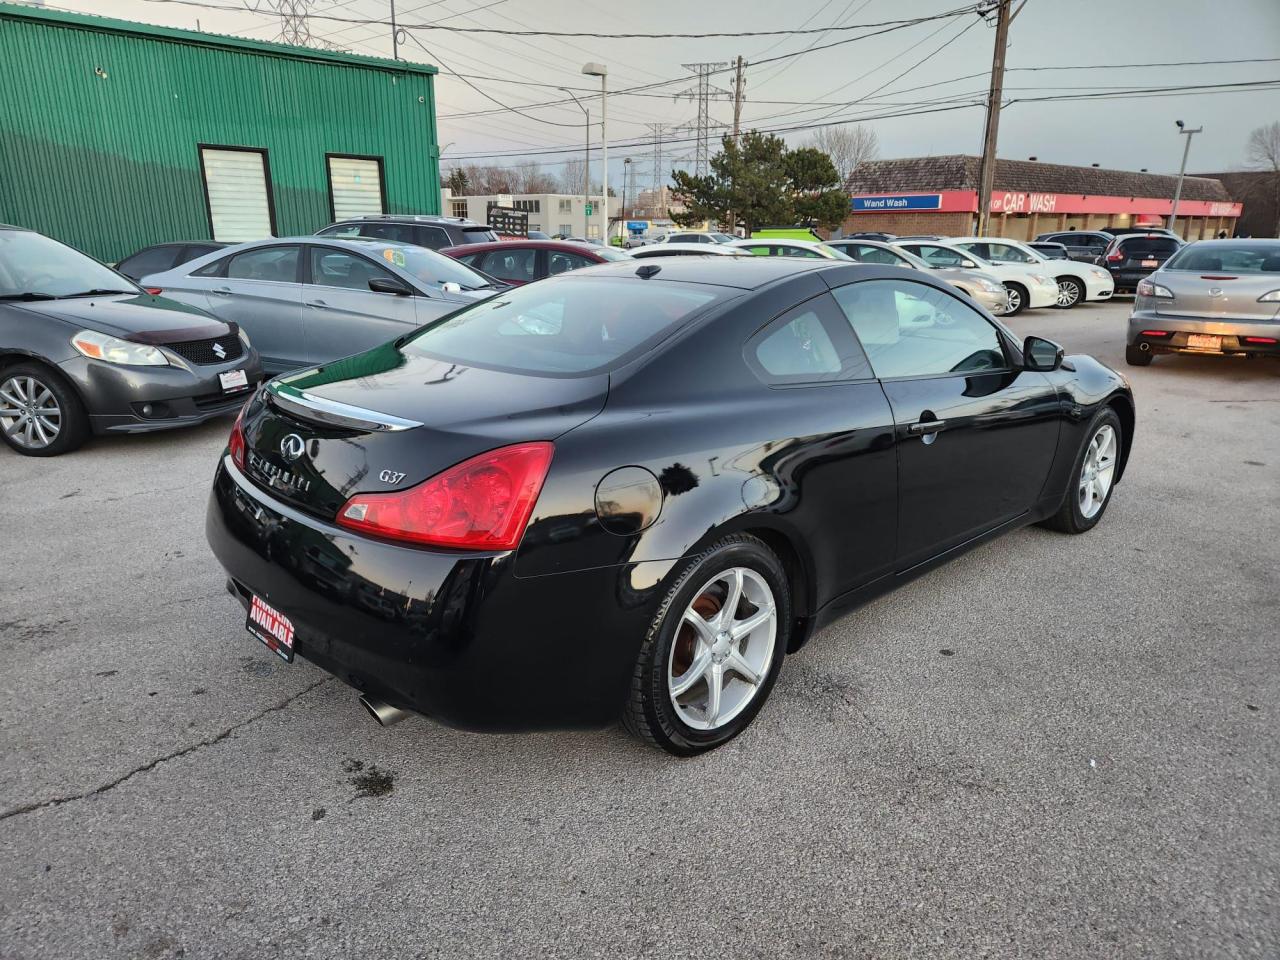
[47, 0, 1280, 187]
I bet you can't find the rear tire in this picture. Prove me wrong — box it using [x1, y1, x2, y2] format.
[1055, 277, 1082, 309]
[0, 362, 90, 457]
[1041, 407, 1122, 534]
[1125, 345, 1153, 366]
[622, 534, 790, 756]
[1004, 282, 1028, 315]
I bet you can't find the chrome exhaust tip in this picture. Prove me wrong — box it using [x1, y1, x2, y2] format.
[360, 695, 409, 727]
[1140, 341, 1151, 352]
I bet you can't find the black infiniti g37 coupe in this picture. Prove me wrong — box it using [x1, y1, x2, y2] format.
[0, 225, 263, 456]
[207, 256, 1135, 755]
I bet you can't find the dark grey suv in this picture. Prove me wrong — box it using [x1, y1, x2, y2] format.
[1034, 230, 1114, 264]
[317, 215, 497, 251]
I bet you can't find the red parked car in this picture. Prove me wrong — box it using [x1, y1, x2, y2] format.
[441, 239, 630, 285]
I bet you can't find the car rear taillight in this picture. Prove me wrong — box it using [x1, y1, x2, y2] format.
[337, 442, 554, 550]
[1244, 336, 1277, 344]
[145, 287, 163, 295]
[228, 404, 247, 471]
[1139, 330, 1170, 337]
[1106, 251, 1124, 263]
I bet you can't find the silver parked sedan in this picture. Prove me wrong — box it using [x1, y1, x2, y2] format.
[142, 238, 499, 374]
[1126, 239, 1280, 366]
[826, 238, 1010, 316]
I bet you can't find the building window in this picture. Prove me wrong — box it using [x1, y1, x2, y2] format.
[511, 199, 541, 213]
[451, 200, 468, 218]
[199, 145, 275, 242]
[586, 224, 600, 239]
[558, 223, 573, 235]
[558, 199, 573, 213]
[327, 155, 385, 222]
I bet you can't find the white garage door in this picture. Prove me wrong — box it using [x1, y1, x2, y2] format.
[200, 147, 274, 242]
[328, 156, 384, 221]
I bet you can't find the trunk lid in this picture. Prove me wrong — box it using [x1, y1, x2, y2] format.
[1156, 273, 1280, 321]
[240, 341, 606, 519]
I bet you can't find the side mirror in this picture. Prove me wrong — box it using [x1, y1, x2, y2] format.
[1023, 335, 1064, 372]
[961, 259, 977, 268]
[368, 276, 412, 296]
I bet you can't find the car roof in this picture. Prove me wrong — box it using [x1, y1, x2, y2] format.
[565, 254, 845, 290]
[441, 239, 608, 256]
[632, 243, 748, 256]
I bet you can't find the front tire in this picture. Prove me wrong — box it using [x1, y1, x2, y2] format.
[1004, 282, 1028, 315]
[1055, 277, 1082, 309]
[622, 534, 790, 755]
[1041, 408, 1122, 534]
[0, 363, 89, 457]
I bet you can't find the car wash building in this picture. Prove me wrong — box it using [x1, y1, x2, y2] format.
[840, 155, 1241, 242]
[0, 3, 441, 262]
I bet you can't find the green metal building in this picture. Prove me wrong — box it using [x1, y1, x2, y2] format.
[0, 3, 440, 262]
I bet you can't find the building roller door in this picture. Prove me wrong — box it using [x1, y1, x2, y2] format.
[328, 156, 384, 221]
[200, 147, 274, 242]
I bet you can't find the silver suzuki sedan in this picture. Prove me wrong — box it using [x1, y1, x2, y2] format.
[142, 238, 500, 374]
[1126, 239, 1280, 366]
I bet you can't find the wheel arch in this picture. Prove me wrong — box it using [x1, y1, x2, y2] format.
[0, 351, 91, 411]
[1105, 390, 1136, 482]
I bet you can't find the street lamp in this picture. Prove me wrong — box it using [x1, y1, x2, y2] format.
[558, 87, 590, 238]
[622, 157, 632, 245]
[1169, 119, 1202, 237]
[582, 62, 608, 242]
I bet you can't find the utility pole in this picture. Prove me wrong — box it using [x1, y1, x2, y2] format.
[732, 55, 746, 139]
[389, 0, 398, 60]
[560, 88, 590, 237]
[975, 0, 1016, 237]
[1169, 120, 1202, 237]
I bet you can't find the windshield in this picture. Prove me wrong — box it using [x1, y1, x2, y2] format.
[1164, 242, 1280, 273]
[401, 275, 723, 376]
[889, 246, 931, 270]
[370, 245, 494, 291]
[593, 246, 631, 261]
[0, 230, 137, 299]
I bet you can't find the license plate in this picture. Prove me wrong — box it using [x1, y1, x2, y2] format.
[246, 594, 295, 662]
[1141, 259, 1158, 268]
[219, 369, 249, 393]
[1186, 334, 1222, 351]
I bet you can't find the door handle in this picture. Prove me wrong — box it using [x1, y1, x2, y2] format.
[305, 300, 329, 309]
[908, 418, 948, 435]
[212, 286, 231, 296]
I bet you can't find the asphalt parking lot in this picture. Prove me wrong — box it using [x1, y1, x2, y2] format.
[1, 298, 1277, 959]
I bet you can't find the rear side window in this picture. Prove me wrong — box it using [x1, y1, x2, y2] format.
[402, 276, 722, 376]
[226, 246, 299, 282]
[747, 295, 871, 384]
[360, 222, 418, 244]
[478, 247, 537, 282]
[1120, 237, 1180, 258]
[116, 245, 181, 278]
[317, 223, 362, 238]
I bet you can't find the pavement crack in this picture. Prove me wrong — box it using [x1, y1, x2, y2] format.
[0, 677, 333, 823]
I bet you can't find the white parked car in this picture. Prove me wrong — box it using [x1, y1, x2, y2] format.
[895, 239, 1059, 315]
[730, 238, 853, 260]
[949, 237, 1114, 309]
[652, 231, 737, 245]
[628, 243, 752, 259]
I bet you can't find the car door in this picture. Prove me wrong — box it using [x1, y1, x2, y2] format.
[301, 244, 420, 366]
[830, 277, 1062, 569]
[202, 244, 303, 372]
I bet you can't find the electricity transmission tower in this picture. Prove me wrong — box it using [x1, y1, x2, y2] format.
[644, 123, 669, 216]
[274, 0, 314, 45]
[674, 62, 733, 178]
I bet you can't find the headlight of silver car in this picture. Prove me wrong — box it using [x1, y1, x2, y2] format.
[71, 330, 169, 366]
[1258, 289, 1280, 302]
[978, 278, 1005, 293]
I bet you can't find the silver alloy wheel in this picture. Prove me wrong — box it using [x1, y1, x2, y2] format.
[1004, 285, 1022, 312]
[667, 567, 777, 732]
[1079, 423, 1117, 519]
[1056, 279, 1081, 307]
[0, 375, 62, 450]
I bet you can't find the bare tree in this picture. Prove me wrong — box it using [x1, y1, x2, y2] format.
[559, 156, 587, 196]
[807, 124, 879, 187]
[1245, 121, 1280, 237]
[512, 161, 559, 194]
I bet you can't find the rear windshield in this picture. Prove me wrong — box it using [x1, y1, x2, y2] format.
[1119, 237, 1180, 258]
[401, 276, 723, 376]
[1164, 243, 1280, 273]
[462, 227, 499, 243]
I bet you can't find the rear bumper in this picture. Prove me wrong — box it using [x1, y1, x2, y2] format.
[59, 350, 263, 434]
[205, 457, 660, 731]
[1128, 309, 1280, 356]
[1108, 268, 1160, 292]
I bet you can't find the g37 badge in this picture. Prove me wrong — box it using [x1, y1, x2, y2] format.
[379, 469, 406, 484]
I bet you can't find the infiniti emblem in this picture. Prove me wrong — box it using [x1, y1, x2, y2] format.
[212, 342, 227, 359]
[279, 433, 306, 462]
[1209, 287, 1223, 297]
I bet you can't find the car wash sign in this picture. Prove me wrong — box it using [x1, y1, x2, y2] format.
[850, 193, 943, 211]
